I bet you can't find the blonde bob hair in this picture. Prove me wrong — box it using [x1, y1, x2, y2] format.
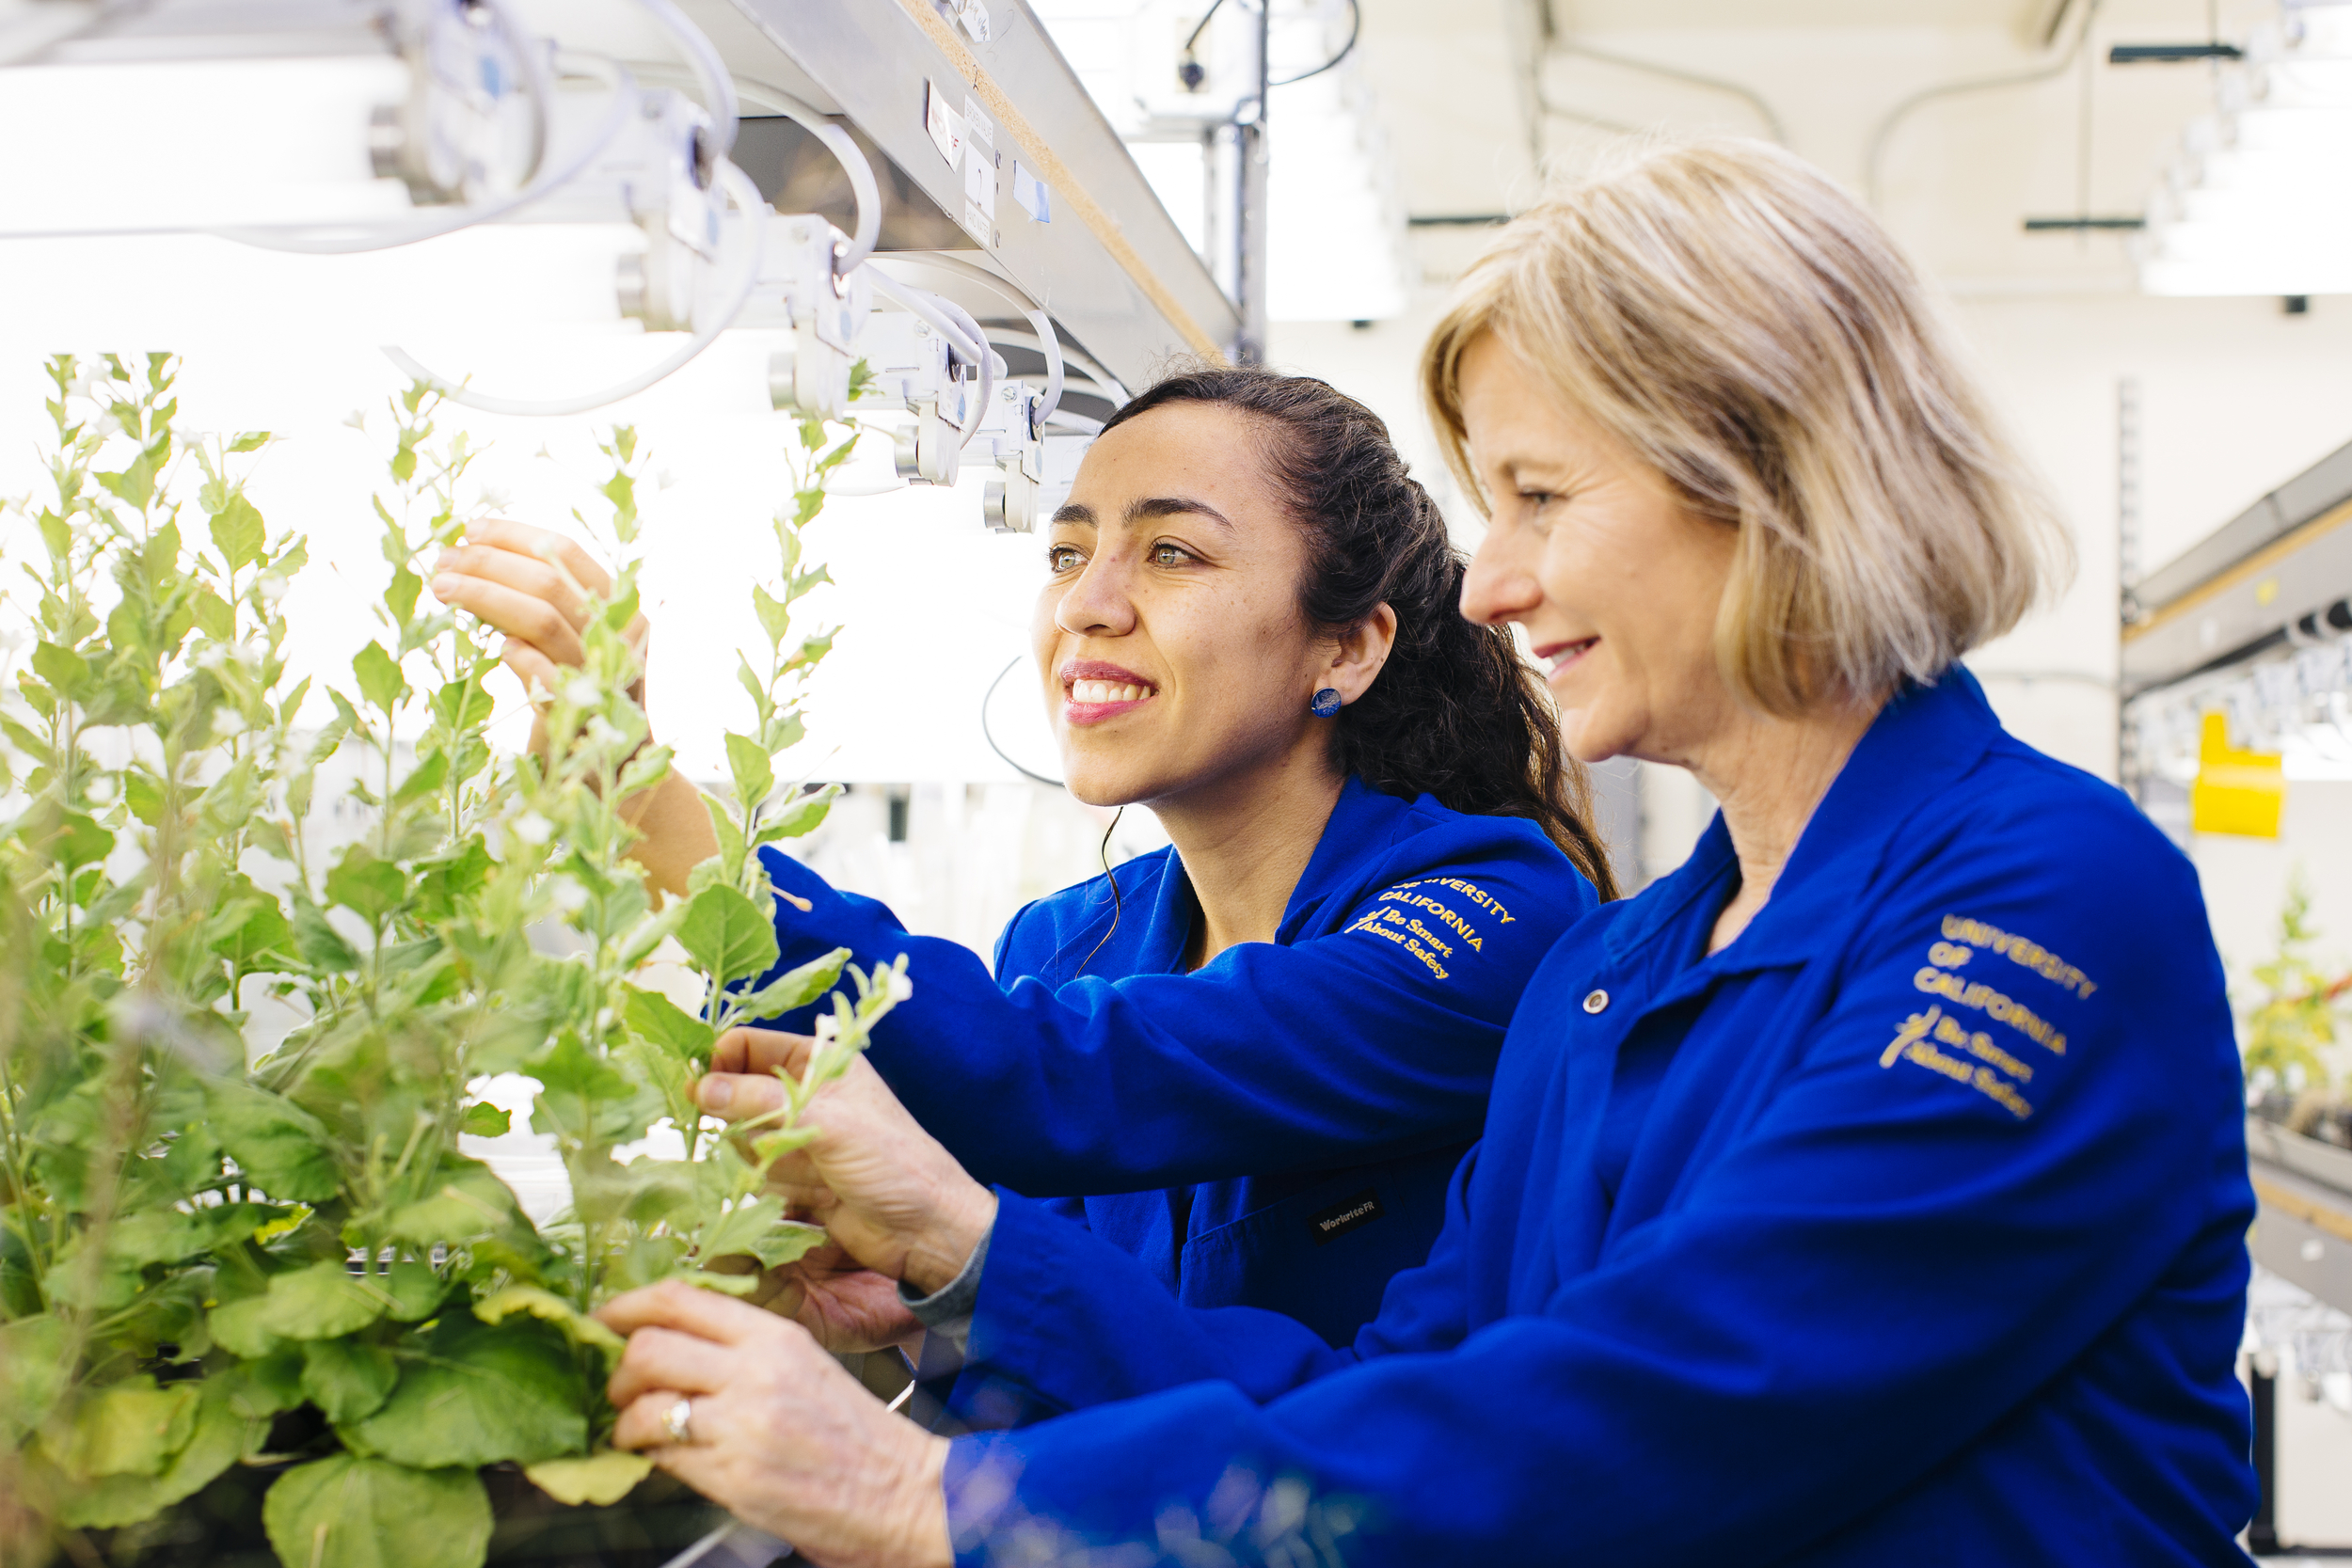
[1423, 137, 2071, 715]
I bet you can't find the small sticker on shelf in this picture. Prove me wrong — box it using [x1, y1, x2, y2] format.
[1010, 162, 1050, 223]
[965, 146, 997, 218]
[956, 0, 992, 43]
[925, 80, 963, 169]
[963, 200, 994, 247]
[962, 97, 995, 150]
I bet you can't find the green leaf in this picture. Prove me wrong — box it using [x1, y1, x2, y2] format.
[391, 746, 449, 805]
[229, 430, 271, 453]
[103, 1202, 285, 1270]
[247, 817, 297, 863]
[696, 1195, 787, 1262]
[601, 469, 637, 527]
[0, 1317, 70, 1448]
[524, 1449, 655, 1507]
[429, 671, 494, 733]
[210, 492, 265, 572]
[55, 1376, 199, 1481]
[676, 884, 778, 987]
[751, 583, 792, 645]
[228, 1349, 309, 1419]
[386, 564, 421, 626]
[473, 1283, 626, 1368]
[783, 627, 836, 674]
[707, 798, 747, 884]
[326, 845, 408, 924]
[459, 1101, 512, 1137]
[734, 946, 849, 1022]
[412, 834, 493, 923]
[30, 640, 88, 697]
[613, 898, 689, 971]
[301, 1337, 401, 1425]
[56, 1373, 262, 1530]
[755, 787, 834, 844]
[191, 585, 234, 641]
[383, 1260, 451, 1323]
[291, 895, 361, 973]
[735, 653, 770, 718]
[623, 985, 717, 1063]
[724, 732, 774, 810]
[761, 712, 806, 755]
[746, 1218, 830, 1270]
[122, 770, 167, 828]
[210, 1081, 341, 1202]
[339, 1315, 587, 1469]
[352, 641, 406, 714]
[386, 1162, 530, 1246]
[263, 1454, 492, 1568]
[209, 893, 294, 974]
[208, 1260, 386, 1356]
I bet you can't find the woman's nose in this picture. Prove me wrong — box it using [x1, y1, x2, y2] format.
[1460, 524, 1543, 627]
[1054, 556, 1138, 638]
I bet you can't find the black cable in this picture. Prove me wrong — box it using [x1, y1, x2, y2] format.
[981, 656, 1065, 788]
[979, 656, 1129, 977]
[1073, 807, 1126, 977]
[1269, 0, 1360, 87]
[1184, 0, 1229, 56]
[1178, 0, 1228, 89]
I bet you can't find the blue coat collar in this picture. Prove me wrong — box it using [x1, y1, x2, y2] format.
[1276, 777, 1417, 941]
[1126, 778, 1419, 972]
[1605, 669, 2006, 974]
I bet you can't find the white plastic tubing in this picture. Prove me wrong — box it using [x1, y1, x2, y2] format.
[215, 1, 1067, 424]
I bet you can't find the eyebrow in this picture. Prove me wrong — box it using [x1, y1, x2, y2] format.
[1127, 496, 1233, 532]
[1049, 496, 1237, 534]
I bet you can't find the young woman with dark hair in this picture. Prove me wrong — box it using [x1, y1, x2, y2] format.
[428, 365, 1612, 1348]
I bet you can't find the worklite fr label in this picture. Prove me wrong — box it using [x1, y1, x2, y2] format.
[1309, 1189, 1385, 1245]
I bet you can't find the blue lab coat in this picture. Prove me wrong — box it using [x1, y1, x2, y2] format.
[753, 777, 1596, 1344]
[930, 672, 2259, 1566]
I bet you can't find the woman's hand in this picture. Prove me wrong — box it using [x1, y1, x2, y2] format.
[699, 1030, 997, 1297]
[714, 1241, 928, 1354]
[600, 1281, 952, 1568]
[427, 519, 647, 728]
[428, 519, 714, 895]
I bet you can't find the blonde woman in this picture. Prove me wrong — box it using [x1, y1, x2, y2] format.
[592, 139, 2256, 1568]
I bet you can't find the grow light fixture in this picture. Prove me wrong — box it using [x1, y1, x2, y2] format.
[2130, 637, 2352, 784]
[0, 0, 1088, 520]
[2137, 2, 2352, 296]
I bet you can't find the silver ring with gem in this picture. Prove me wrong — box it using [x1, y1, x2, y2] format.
[661, 1396, 694, 1446]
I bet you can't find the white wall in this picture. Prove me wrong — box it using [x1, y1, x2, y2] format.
[1263, 1, 2352, 917]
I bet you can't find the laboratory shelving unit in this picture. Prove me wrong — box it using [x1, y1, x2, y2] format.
[686, 0, 1239, 386]
[2121, 441, 2352, 1558]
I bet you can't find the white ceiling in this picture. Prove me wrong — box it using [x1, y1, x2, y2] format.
[1549, 0, 2047, 32]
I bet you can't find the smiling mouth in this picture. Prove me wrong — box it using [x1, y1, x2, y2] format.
[1535, 638, 1598, 677]
[1070, 679, 1156, 705]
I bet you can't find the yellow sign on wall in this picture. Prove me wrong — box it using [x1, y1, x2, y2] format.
[2189, 711, 2284, 838]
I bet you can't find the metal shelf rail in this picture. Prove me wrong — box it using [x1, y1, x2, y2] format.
[686, 0, 1237, 387]
[2245, 1121, 2352, 1558]
[2117, 437, 2352, 1554]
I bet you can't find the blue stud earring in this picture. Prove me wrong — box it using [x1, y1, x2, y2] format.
[1311, 688, 1343, 717]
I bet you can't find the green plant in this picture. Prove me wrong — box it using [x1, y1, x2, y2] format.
[2242, 872, 2352, 1097]
[0, 356, 898, 1567]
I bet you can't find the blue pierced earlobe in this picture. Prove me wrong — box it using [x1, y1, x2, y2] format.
[1311, 688, 1343, 718]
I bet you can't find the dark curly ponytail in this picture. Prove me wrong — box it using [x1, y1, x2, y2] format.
[1097, 364, 1619, 901]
